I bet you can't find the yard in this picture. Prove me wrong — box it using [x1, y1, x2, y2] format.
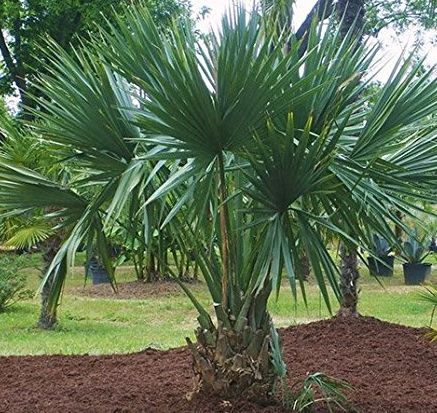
[1, 255, 437, 412]
[1, 0, 437, 412]
[1, 255, 436, 356]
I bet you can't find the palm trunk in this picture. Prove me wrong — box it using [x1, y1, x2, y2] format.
[336, 0, 364, 318]
[38, 236, 61, 329]
[38, 277, 57, 329]
[133, 251, 145, 281]
[300, 252, 311, 281]
[187, 312, 276, 402]
[337, 243, 360, 317]
[146, 251, 159, 282]
[187, 284, 278, 403]
[186, 158, 278, 402]
[218, 153, 230, 311]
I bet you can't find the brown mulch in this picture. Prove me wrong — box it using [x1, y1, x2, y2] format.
[69, 280, 201, 300]
[1, 316, 437, 413]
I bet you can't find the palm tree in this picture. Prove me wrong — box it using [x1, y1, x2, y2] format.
[0, 3, 436, 403]
[334, 0, 365, 317]
[267, 0, 369, 317]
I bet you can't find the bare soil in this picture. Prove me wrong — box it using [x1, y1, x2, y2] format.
[1, 316, 436, 412]
[70, 280, 202, 300]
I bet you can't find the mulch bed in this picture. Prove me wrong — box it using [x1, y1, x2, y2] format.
[1, 316, 437, 412]
[69, 280, 201, 300]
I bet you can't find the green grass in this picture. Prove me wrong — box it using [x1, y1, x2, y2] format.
[0, 255, 436, 356]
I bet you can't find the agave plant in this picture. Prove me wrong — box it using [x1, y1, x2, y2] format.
[401, 230, 431, 264]
[0, 2, 436, 404]
[370, 235, 391, 258]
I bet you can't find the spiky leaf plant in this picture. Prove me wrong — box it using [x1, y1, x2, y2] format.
[401, 230, 431, 264]
[0, 2, 436, 403]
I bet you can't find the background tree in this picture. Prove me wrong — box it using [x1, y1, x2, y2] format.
[266, 0, 367, 316]
[365, 0, 437, 35]
[290, 0, 436, 316]
[0, 0, 190, 113]
[296, 0, 436, 37]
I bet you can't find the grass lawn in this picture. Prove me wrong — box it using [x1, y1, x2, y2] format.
[0, 253, 436, 356]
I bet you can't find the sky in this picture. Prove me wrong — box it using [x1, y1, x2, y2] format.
[190, 0, 436, 82]
[191, 0, 315, 32]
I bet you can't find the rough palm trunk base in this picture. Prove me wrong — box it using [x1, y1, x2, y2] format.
[38, 236, 61, 329]
[338, 243, 360, 317]
[186, 323, 276, 402]
[38, 280, 57, 329]
[300, 253, 311, 281]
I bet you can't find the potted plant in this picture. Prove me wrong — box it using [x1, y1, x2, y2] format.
[401, 232, 432, 285]
[368, 234, 394, 277]
[86, 256, 111, 285]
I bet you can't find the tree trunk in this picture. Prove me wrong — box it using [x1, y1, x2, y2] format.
[296, 0, 335, 56]
[299, 253, 311, 281]
[296, 0, 365, 56]
[187, 274, 278, 402]
[146, 252, 159, 282]
[186, 317, 276, 402]
[335, 0, 365, 318]
[38, 277, 57, 329]
[337, 243, 360, 317]
[133, 250, 146, 281]
[38, 236, 61, 329]
[336, 0, 365, 39]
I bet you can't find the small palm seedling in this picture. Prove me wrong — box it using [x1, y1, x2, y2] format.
[292, 373, 355, 413]
[418, 285, 437, 342]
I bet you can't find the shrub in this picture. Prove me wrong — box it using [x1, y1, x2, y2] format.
[0, 255, 33, 312]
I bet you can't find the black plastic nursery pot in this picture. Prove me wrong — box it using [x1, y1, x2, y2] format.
[368, 256, 395, 277]
[91, 267, 111, 285]
[403, 263, 432, 285]
[87, 257, 111, 285]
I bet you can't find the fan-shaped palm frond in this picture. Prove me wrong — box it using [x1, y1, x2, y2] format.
[4, 223, 53, 250]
